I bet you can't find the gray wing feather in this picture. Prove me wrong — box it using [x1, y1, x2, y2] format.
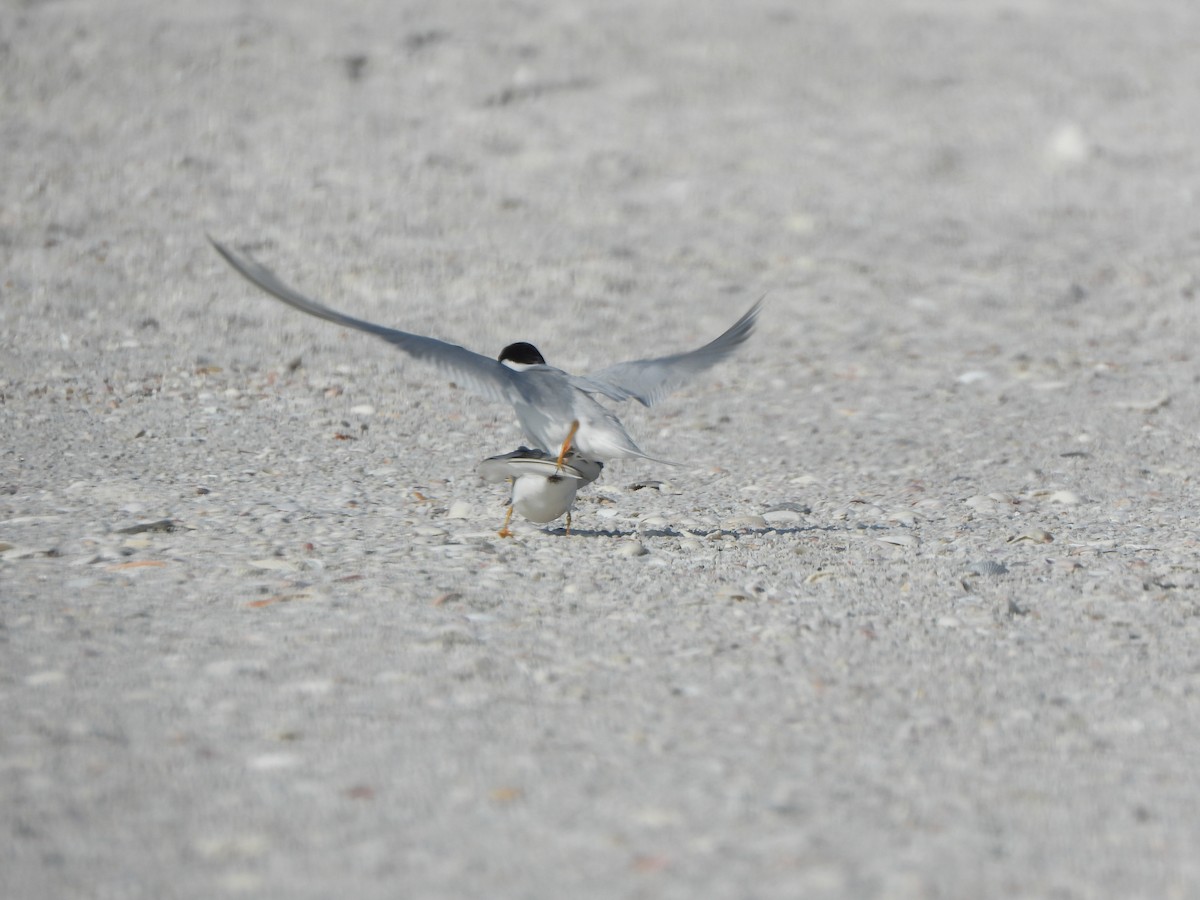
[579, 298, 762, 407]
[209, 237, 519, 405]
[478, 450, 603, 485]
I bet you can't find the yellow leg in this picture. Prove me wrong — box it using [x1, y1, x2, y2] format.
[497, 505, 514, 538]
[564, 511, 572, 536]
[556, 419, 580, 470]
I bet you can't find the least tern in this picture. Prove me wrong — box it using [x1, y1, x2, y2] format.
[478, 447, 603, 536]
[209, 237, 760, 466]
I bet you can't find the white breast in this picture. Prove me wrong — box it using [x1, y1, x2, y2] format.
[510, 473, 580, 523]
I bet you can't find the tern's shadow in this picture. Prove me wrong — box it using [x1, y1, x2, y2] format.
[539, 524, 837, 539]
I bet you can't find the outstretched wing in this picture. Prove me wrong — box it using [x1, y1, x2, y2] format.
[209, 237, 520, 405]
[477, 450, 603, 486]
[576, 298, 761, 407]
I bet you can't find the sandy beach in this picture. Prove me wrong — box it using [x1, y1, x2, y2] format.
[3, 1, 1199, 896]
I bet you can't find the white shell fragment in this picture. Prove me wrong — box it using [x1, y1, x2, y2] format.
[1114, 395, 1170, 412]
[967, 560, 1009, 576]
[957, 370, 991, 385]
[877, 534, 919, 548]
[412, 526, 448, 538]
[964, 494, 1013, 514]
[721, 514, 769, 531]
[762, 503, 809, 526]
[1046, 122, 1091, 165]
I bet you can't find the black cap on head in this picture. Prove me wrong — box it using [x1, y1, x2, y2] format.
[498, 342, 546, 365]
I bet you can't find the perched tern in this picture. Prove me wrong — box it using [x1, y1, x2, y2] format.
[209, 237, 760, 466]
[478, 447, 603, 535]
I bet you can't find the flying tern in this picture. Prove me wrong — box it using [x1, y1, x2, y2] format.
[209, 237, 760, 467]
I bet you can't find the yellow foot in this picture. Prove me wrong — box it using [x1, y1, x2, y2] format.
[497, 506, 515, 538]
[556, 419, 580, 470]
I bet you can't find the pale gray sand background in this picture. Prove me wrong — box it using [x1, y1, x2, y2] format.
[3, 1, 1200, 897]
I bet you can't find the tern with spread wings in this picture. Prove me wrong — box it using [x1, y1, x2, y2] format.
[209, 237, 759, 467]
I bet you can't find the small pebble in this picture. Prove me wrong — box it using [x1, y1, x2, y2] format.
[616, 540, 648, 558]
[445, 500, 472, 520]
